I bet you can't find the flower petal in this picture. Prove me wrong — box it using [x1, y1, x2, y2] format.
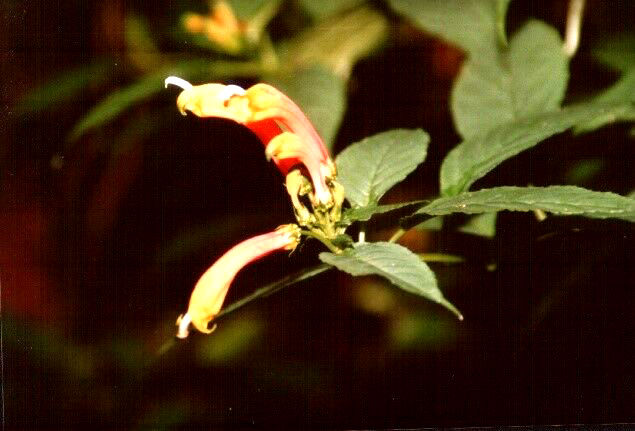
[177, 224, 301, 337]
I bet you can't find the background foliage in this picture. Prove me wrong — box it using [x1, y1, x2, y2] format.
[2, 0, 634, 428]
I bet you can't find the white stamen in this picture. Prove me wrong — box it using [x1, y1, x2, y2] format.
[563, 0, 585, 57]
[218, 84, 246, 101]
[176, 313, 192, 339]
[358, 230, 366, 243]
[165, 76, 193, 90]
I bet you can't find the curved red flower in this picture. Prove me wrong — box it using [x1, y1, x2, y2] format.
[165, 77, 336, 206]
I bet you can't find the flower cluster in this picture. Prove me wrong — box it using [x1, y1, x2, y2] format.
[166, 76, 345, 337]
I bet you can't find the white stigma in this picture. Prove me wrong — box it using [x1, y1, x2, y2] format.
[165, 76, 193, 90]
[176, 313, 192, 339]
[218, 84, 246, 101]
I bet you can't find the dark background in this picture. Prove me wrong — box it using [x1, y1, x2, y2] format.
[2, 0, 634, 428]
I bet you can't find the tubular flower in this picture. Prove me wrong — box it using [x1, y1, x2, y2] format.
[182, 1, 242, 53]
[164, 77, 336, 207]
[176, 224, 301, 339]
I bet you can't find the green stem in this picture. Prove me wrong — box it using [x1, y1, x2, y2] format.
[388, 228, 406, 243]
[418, 253, 465, 264]
[212, 263, 332, 322]
[300, 229, 341, 254]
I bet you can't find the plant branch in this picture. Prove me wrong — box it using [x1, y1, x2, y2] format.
[388, 228, 406, 243]
[300, 230, 342, 254]
[418, 253, 465, 264]
[211, 263, 332, 322]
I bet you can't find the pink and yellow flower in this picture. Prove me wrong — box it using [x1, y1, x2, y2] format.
[165, 77, 336, 207]
[176, 224, 301, 338]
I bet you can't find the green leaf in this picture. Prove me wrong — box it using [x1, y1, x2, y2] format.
[563, 159, 605, 185]
[451, 20, 569, 139]
[390, 312, 458, 350]
[267, 66, 346, 150]
[319, 242, 462, 318]
[228, 0, 273, 20]
[411, 186, 635, 222]
[387, 0, 501, 56]
[125, 14, 158, 54]
[458, 212, 497, 238]
[336, 129, 430, 207]
[282, 6, 388, 79]
[341, 200, 426, 224]
[588, 69, 635, 105]
[299, 0, 366, 20]
[574, 69, 635, 134]
[15, 59, 116, 114]
[196, 315, 263, 365]
[592, 33, 635, 73]
[440, 102, 635, 196]
[68, 59, 260, 142]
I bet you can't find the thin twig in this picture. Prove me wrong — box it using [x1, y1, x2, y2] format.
[418, 253, 465, 264]
[300, 230, 341, 254]
[212, 263, 332, 322]
[388, 228, 406, 244]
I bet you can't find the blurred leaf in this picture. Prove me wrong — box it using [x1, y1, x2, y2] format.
[574, 69, 635, 134]
[451, 20, 568, 139]
[283, 5, 388, 78]
[354, 281, 398, 315]
[458, 212, 497, 238]
[414, 216, 443, 231]
[4, 316, 94, 379]
[109, 338, 145, 373]
[125, 14, 160, 70]
[196, 314, 263, 365]
[267, 66, 346, 150]
[16, 59, 115, 114]
[299, 0, 366, 20]
[564, 159, 605, 185]
[586, 69, 635, 104]
[336, 129, 429, 207]
[387, 0, 502, 55]
[241, 0, 283, 43]
[68, 59, 261, 142]
[440, 102, 635, 196]
[125, 14, 158, 53]
[320, 242, 462, 318]
[340, 200, 426, 224]
[390, 312, 457, 350]
[228, 0, 272, 20]
[109, 114, 157, 157]
[410, 186, 635, 222]
[592, 33, 635, 72]
[137, 403, 188, 431]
